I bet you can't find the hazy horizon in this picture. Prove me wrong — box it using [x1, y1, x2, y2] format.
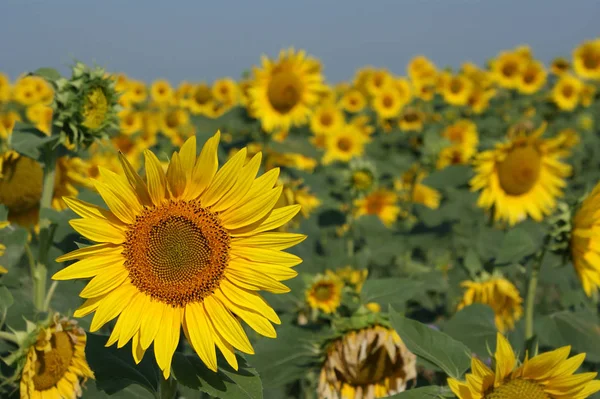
[1, 0, 598, 84]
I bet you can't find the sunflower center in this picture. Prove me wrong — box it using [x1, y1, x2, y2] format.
[450, 79, 463, 93]
[382, 95, 394, 108]
[32, 332, 74, 391]
[502, 62, 518, 78]
[583, 51, 599, 69]
[562, 85, 575, 98]
[123, 200, 230, 307]
[366, 196, 384, 214]
[165, 112, 180, 129]
[81, 87, 108, 130]
[337, 137, 354, 152]
[267, 71, 303, 114]
[0, 154, 42, 214]
[352, 171, 373, 190]
[314, 283, 334, 301]
[194, 85, 212, 105]
[497, 145, 541, 196]
[523, 70, 536, 84]
[446, 127, 465, 143]
[320, 113, 333, 127]
[485, 379, 549, 399]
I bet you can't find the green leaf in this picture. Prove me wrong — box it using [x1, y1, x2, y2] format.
[361, 278, 423, 309]
[388, 386, 454, 398]
[0, 225, 28, 272]
[34, 67, 62, 81]
[443, 304, 497, 357]
[172, 352, 262, 399]
[546, 311, 600, 363]
[10, 124, 55, 159]
[463, 249, 483, 276]
[495, 226, 537, 265]
[85, 333, 160, 396]
[422, 165, 472, 189]
[389, 307, 471, 379]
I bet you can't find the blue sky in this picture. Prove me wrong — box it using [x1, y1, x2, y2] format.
[1, 0, 598, 84]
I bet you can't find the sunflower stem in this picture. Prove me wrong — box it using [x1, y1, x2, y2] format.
[0, 331, 18, 344]
[40, 148, 57, 213]
[42, 280, 58, 312]
[524, 240, 549, 342]
[158, 375, 177, 399]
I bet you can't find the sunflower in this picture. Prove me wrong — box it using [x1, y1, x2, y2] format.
[174, 81, 195, 109]
[53, 132, 305, 378]
[398, 108, 424, 132]
[20, 316, 94, 399]
[190, 83, 214, 115]
[395, 77, 413, 104]
[442, 75, 473, 106]
[467, 88, 495, 115]
[310, 103, 345, 135]
[448, 332, 600, 399]
[551, 57, 571, 76]
[159, 109, 190, 139]
[570, 181, 600, 297]
[491, 51, 525, 89]
[396, 166, 441, 210]
[26, 104, 53, 136]
[364, 69, 394, 95]
[212, 78, 239, 105]
[345, 159, 377, 197]
[0, 111, 21, 139]
[573, 39, 600, 80]
[408, 55, 437, 82]
[275, 178, 321, 225]
[81, 87, 109, 130]
[306, 272, 343, 314]
[322, 125, 370, 165]
[318, 325, 417, 399]
[552, 74, 583, 111]
[150, 79, 174, 105]
[53, 157, 91, 211]
[372, 87, 404, 120]
[517, 61, 547, 94]
[442, 119, 479, 149]
[248, 48, 325, 132]
[118, 109, 143, 136]
[0, 72, 11, 103]
[470, 123, 577, 226]
[339, 89, 366, 113]
[581, 84, 596, 107]
[354, 189, 401, 227]
[335, 266, 368, 292]
[457, 274, 523, 332]
[127, 80, 148, 104]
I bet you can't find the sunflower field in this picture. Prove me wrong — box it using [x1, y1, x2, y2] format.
[1, 39, 600, 399]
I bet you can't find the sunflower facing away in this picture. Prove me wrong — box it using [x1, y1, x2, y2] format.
[306, 271, 343, 314]
[20, 316, 94, 399]
[570, 181, 600, 297]
[53, 131, 306, 378]
[457, 275, 523, 332]
[448, 332, 600, 399]
[470, 123, 577, 226]
[318, 325, 417, 399]
[249, 48, 325, 132]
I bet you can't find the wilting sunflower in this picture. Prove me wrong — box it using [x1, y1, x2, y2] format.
[491, 51, 525, 89]
[517, 61, 547, 95]
[249, 48, 325, 132]
[318, 325, 417, 399]
[573, 39, 600, 80]
[448, 332, 600, 399]
[442, 75, 473, 106]
[354, 189, 401, 227]
[552, 74, 583, 111]
[339, 89, 366, 113]
[306, 272, 343, 314]
[570, 182, 600, 297]
[551, 57, 571, 76]
[372, 87, 404, 120]
[322, 125, 370, 165]
[457, 274, 523, 332]
[310, 103, 345, 136]
[53, 132, 305, 378]
[470, 123, 577, 226]
[398, 108, 424, 132]
[20, 316, 94, 399]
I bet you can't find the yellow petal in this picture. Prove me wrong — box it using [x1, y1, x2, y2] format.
[235, 168, 280, 206]
[230, 247, 302, 267]
[228, 258, 298, 281]
[220, 185, 282, 230]
[215, 290, 276, 338]
[93, 180, 136, 224]
[494, 333, 516, 385]
[233, 232, 307, 250]
[90, 283, 137, 331]
[166, 152, 186, 198]
[219, 279, 280, 324]
[117, 293, 147, 348]
[178, 136, 197, 182]
[211, 152, 262, 212]
[209, 312, 238, 371]
[80, 263, 129, 298]
[140, 300, 165, 350]
[55, 243, 122, 262]
[73, 296, 104, 318]
[144, 149, 168, 206]
[63, 197, 124, 226]
[118, 153, 152, 206]
[153, 306, 181, 379]
[186, 131, 221, 199]
[202, 148, 247, 208]
[231, 205, 301, 237]
[203, 295, 254, 354]
[184, 302, 218, 372]
[99, 167, 143, 213]
[53, 253, 124, 280]
[225, 269, 291, 294]
[70, 218, 125, 244]
[132, 331, 146, 364]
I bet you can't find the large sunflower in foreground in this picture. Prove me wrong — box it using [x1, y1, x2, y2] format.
[470, 123, 577, 226]
[248, 48, 325, 132]
[570, 181, 600, 297]
[318, 325, 417, 399]
[448, 333, 600, 399]
[53, 132, 305, 378]
[20, 316, 94, 399]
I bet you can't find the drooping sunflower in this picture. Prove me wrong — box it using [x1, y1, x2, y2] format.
[354, 189, 401, 227]
[448, 332, 600, 399]
[552, 74, 583, 111]
[457, 274, 523, 332]
[573, 39, 600, 80]
[398, 108, 424, 132]
[339, 89, 366, 113]
[318, 325, 417, 399]
[53, 132, 305, 378]
[517, 61, 547, 95]
[442, 75, 473, 106]
[570, 182, 600, 297]
[248, 48, 325, 132]
[322, 125, 370, 165]
[20, 316, 94, 399]
[306, 271, 343, 314]
[470, 123, 577, 226]
[310, 103, 345, 136]
[372, 87, 404, 120]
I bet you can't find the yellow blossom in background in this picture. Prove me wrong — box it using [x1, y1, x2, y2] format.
[470, 123, 577, 226]
[491, 51, 525, 89]
[573, 38, 600, 80]
[310, 103, 345, 135]
[398, 108, 424, 132]
[436, 119, 479, 169]
[318, 325, 417, 399]
[118, 109, 143, 135]
[458, 275, 523, 332]
[581, 84, 597, 107]
[448, 333, 600, 399]
[551, 57, 571, 76]
[517, 60, 547, 94]
[306, 271, 343, 314]
[442, 74, 473, 106]
[26, 104, 53, 135]
[0, 72, 11, 102]
[150, 79, 174, 105]
[372, 86, 404, 120]
[0, 111, 20, 139]
[339, 88, 366, 113]
[364, 69, 394, 96]
[552, 74, 583, 111]
[354, 189, 401, 227]
[396, 166, 441, 210]
[212, 78, 239, 105]
[0, 220, 8, 274]
[335, 266, 368, 292]
[322, 124, 370, 165]
[407, 55, 437, 83]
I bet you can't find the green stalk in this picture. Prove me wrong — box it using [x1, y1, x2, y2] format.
[524, 243, 548, 342]
[0, 331, 18, 344]
[158, 375, 177, 399]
